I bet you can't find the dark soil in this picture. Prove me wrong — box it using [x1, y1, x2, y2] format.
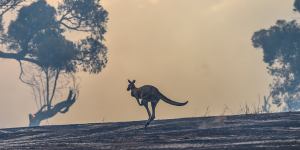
[1, 112, 300, 149]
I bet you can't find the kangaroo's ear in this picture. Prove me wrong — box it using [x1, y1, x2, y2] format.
[132, 80, 136, 83]
[128, 79, 131, 83]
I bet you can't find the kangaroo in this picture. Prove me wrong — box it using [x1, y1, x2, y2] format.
[127, 80, 188, 128]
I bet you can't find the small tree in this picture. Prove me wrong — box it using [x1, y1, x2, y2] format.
[262, 95, 271, 113]
[252, 0, 300, 111]
[0, 0, 108, 126]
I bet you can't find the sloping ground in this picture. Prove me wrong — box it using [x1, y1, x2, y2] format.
[0, 112, 300, 150]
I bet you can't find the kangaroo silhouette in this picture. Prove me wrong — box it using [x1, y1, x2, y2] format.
[127, 80, 188, 128]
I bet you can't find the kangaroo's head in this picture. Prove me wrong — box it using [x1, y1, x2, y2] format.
[127, 79, 136, 91]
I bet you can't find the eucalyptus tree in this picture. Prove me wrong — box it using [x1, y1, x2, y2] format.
[0, 0, 108, 126]
[252, 0, 300, 111]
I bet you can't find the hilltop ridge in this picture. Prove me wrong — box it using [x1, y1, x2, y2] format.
[0, 112, 300, 149]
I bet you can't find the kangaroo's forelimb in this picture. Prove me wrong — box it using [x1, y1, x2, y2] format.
[136, 98, 142, 106]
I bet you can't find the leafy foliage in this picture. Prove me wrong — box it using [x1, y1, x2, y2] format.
[58, 0, 108, 73]
[294, 0, 300, 12]
[252, 11, 300, 110]
[5, 0, 108, 73]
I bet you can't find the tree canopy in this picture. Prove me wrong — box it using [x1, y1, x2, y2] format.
[252, 0, 300, 110]
[4, 0, 108, 73]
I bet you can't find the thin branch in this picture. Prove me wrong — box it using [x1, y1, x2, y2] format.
[18, 60, 34, 86]
[33, 75, 43, 108]
[60, 22, 91, 32]
[30, 83, 39, 110]
[45, 68, 50, 109]
[0, 0, 26, 16]
[49, 69, 60, 105]
[203, 106, 210, 117]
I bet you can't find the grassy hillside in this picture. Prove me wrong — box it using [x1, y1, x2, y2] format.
[0, 112, 300, 149]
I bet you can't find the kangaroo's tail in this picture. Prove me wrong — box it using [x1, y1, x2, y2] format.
[159, 92, 188, 106]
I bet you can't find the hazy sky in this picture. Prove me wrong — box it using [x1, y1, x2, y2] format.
[0, 0, 297, 128]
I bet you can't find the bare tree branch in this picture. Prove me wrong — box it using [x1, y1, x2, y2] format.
[0, 51, 40, 65]
[29, 90, 77, 126]
[49, 69, 60, 105]
[18, 60, 35, 86]
[0, 0, 26, 16]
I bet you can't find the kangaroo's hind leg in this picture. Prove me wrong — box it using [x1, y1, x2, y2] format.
[150, 101, 157, 122]
[144, 101, 152, 128]
[144, 101, 158, 129]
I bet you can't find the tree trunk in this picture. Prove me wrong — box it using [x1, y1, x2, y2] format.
[28, 90, 76, 127]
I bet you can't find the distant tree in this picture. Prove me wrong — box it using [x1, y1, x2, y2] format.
[0, 0, 108, 126]
[262, 96, 271, 113]
[294, 0, 300, 12]
[252, 0, 300, 111]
